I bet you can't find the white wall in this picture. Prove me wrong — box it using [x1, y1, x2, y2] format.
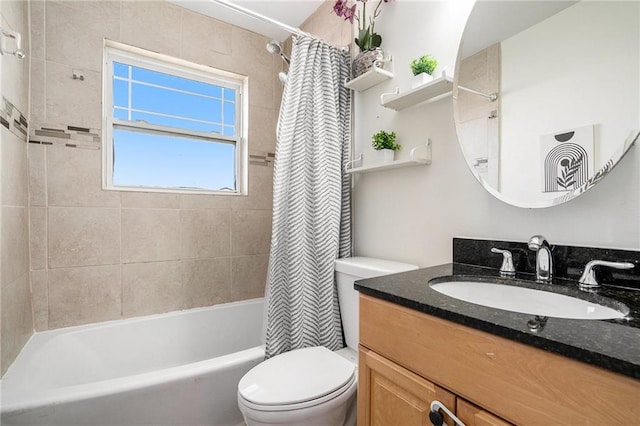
[352, 0, 640, 267]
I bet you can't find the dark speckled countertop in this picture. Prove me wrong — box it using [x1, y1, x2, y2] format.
[355, 262, 640, 379]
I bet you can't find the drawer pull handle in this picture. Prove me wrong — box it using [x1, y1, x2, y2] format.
[430, 400, 466, 426]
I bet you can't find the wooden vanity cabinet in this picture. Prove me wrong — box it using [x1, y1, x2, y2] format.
[358, 294, 640, 425]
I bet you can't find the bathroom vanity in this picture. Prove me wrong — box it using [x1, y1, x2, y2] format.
[355, 239, 640, 425]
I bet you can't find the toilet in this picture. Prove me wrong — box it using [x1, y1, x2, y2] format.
[237, 257, 419, 426]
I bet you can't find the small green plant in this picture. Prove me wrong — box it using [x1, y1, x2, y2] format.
[372, 130, 400, 151]
[410, 54, 438, 76]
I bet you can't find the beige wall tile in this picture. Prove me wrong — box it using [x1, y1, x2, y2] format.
[46, 61, 102, 129]
[180, 209, 231, 259]
[179, 194, 236, 210]
[121, 192, 180, 209]
[120, 1, 183, 58]
[122, 261, 184, 317]
[28, 143, 46, 206]
[231, 255, 268, 301]
[48, 264, 121, 328]
[30, 58, 46, 124]
[122, 209, 180, 263]
[1, 273, 33, 376]
[181, 10, 232, 56]
[30, 1, 46, 60]
[1, 206, 28, 286]
[180, 43, 235, 73]
[246, 66, 274, 110]
[231, 27, 272, 68]
[46, 1, 119, 72]
[231, 210, 272, 256]
[30, 269, 48, 331]
[231, 165, 274, 211]
[48, 207, 120, 268]
[47, 146, 120, 207]
[30, 207, 47, 270]
[248, 105, 277, 154]
[1, 128, 28, 207]
[182, 257, 231, 308]
[1, 3, 29, 114]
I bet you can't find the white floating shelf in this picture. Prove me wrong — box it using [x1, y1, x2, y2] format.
[380, 72, 453, 111]
[345, 65, 394, 92]
[346, 139, 432, 174]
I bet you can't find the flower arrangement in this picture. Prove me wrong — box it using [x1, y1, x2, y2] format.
[410, 54, 438, 76]
[332, 0, 393, 52]
[372, 130, 400, 151]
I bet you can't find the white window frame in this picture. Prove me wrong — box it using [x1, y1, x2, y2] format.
[102, 40, 248, 195]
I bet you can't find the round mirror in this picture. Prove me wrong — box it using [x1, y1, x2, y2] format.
[453, 1, 639, 208]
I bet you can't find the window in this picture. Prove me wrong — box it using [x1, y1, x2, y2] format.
[102, 41, 247, 194]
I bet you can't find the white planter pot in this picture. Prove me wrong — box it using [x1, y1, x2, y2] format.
[372, 149, 395, 164]
[411, 73, 434, 89]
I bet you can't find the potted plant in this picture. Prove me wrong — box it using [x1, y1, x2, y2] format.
[372, 130, 400, 163]
[410, 54, 438, 89]
[332, 0, 394, 78]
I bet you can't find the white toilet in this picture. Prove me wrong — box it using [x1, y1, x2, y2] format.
[237, 257, 418, 426]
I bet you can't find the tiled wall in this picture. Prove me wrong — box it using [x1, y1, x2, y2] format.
[1, 1, 33, 375]
[29, 1, 281, 331]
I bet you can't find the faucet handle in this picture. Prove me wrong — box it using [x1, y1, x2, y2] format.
[578, 260, 635, 289]
[491, 248, 516, 277]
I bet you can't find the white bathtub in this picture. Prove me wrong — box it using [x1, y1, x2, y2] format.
[1, 298, 265, 425]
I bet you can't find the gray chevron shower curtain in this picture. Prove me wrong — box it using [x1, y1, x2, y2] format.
[265, 36, 351, 359]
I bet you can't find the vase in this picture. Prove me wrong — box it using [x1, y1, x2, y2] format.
[352, 48, 384, 78]
[372, 148, 395, 164]
[410, 73, 434, 89]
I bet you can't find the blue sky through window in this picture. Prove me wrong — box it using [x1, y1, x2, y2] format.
[112, 60, 238, 191]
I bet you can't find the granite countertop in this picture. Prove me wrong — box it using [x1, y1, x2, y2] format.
[354, 263, 640, 380]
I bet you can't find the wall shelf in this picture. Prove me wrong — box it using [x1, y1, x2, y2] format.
[344, 56, 393, 92]
[380, 72, 453, 111]
[346, 139, 432, 174]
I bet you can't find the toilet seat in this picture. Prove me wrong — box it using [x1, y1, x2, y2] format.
[238, 346, 356, 412]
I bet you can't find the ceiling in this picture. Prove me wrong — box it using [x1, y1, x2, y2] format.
[169, 0, 325, 42]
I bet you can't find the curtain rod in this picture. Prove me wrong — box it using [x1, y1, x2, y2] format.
[209, 0, 311, 39]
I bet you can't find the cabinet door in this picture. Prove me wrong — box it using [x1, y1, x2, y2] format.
[456, 399, 512, 426]
[358, 347, 457, 426]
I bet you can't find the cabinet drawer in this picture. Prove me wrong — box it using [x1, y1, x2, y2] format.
[359, 294, 640, 424]
[456, 399, 512, 426]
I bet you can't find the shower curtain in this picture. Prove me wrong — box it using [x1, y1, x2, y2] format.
[265, 36, 352, 359]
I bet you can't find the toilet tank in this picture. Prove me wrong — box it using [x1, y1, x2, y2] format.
[334, 257, 418, 350]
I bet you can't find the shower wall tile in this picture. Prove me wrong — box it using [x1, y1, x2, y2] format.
[47, 145, 120, 208]
[181, 9, 233, 56]
[48, 207, 121, 268]
[1, 206, 28, 287]
[30, 58, 46, 124]
[46, 61, 102, 129]
[29, 0, 284, 331]
[120, 1, 182, 58]
[231, 210, 272, 256]
[46, 1, 119, 72]
[122, 261, 184, 318]
[121, 192, 180, 209]
[28, 143, 46, 206]
[1, 273, 32, 376]
[182, 257, 232, 308]
[122, 209, 181, 263]
[180, 209, 231, 259]
[231, 255, 268, 301]
[48, 265, 121, 328]
[30, 207, 47, 271]
[1, 128, 28, 207]
[30, 270, 48, 331]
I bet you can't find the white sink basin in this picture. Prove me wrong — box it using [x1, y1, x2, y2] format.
[430, 280, 628, 320]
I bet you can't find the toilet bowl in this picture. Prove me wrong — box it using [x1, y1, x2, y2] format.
[237, 257, 418, 426]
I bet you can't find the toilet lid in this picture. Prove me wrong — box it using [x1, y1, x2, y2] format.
[238, 346, 356, 406]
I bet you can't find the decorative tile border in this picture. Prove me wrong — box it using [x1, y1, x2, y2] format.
[249, 151, 275, 166]
[1, 96, 28, 141]
[29, 122, 101, 150]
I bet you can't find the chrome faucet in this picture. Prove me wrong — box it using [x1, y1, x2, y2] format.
[578, 260, 634, 290]
[528, 235, 552, 282]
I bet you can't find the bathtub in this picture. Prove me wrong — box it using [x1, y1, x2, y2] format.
[1, 298, 265, 425]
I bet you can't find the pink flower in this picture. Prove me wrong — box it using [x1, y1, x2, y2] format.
[344, 4, 357, 23]
[332, 0, 346, 16]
